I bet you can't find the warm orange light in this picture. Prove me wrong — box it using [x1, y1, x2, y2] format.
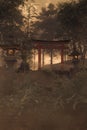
[8, 50, 14, 55]
[75, 56, 78, 58]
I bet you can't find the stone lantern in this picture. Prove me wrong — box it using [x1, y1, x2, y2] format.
[69, 47, 80, 65]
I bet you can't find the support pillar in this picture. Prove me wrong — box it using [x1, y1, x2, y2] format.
[61, 46, 64, 63]
[38, 47, 41, 70]
[50, 49, 53, 65]
[33, 49, 36, 70]
[42, 49, 45, 67]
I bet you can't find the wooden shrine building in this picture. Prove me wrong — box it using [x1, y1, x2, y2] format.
[32, 39, 70, 69]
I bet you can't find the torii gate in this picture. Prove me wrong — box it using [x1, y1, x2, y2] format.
[32, 39, 70, 69]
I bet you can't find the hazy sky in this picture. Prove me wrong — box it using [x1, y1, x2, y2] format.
[35, 0, 71, 7]
[32, 0, 73, 12]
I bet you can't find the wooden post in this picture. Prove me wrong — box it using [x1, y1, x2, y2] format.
[42, 49, 45, 67]
[61, 45, 64, 63]
[50, 49, 53, 65]
[33, 49, 36, 70]
[38, 46, 41, 70]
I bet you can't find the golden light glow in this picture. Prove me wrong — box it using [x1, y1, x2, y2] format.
[8, 50, 14, 55]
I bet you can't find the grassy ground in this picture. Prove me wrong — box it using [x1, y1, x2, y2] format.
[0, 68, 87, 130]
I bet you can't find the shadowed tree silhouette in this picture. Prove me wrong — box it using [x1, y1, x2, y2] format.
[58, 1, 80, 42]
[58, 0, 87, 42]
[57, 0, 87, 63]
[0, 0, 24, 44]
[33, 3, 60, 40]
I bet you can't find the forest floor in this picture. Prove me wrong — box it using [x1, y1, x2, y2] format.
[0, 65, 87, 130]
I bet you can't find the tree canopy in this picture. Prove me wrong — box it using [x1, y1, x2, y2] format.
[0, 0, 87, 44]
[57, 0, 87, 42]
[0, 0, 24, 44]
[33, 0, 87, 43]
[33, 3, 59, 40]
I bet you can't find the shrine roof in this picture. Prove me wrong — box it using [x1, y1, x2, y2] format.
[31, 39, 70, 44]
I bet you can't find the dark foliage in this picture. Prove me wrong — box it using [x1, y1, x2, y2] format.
[33, 3, 59, 40]
[0, 0, 24, 44]
[57, 0, 87, 42]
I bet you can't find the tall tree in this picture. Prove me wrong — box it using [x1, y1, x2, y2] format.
[58, 1, 80, 42]
[57, 0, 87, 62]
[0, 0, 24, 44]
[21, 0, 38, 39]
[77, 0, 87, 42]
[33, 3, 59, 40]
[57, 0, 87, 43]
